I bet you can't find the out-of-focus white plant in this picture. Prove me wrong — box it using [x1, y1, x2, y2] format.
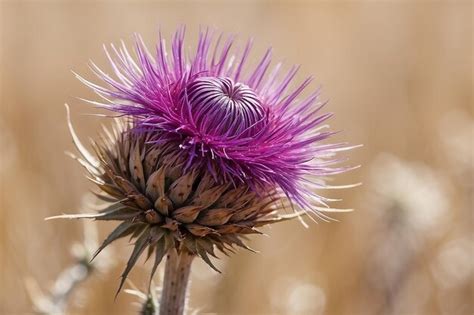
[432, 111, 473, 315]
[125, 281, 160, 315]
[269, 277, 326, 315]
[439, 110, 473, 174]
[27, 194, 113, 315]
[363, 153, 451, 315]
[126, 281, 202, 315]
[368, 153, 450, 240]
[432, 237, 473, 291]
[431, 237, 474, 315]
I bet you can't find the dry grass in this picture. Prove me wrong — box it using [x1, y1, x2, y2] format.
[0, 1, 472, 314]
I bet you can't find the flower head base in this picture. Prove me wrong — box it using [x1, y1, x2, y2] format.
[52, 114, 299, 294]
[78, 27, 354, 210]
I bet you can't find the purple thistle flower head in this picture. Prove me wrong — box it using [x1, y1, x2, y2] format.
[77, 27, 354, 216]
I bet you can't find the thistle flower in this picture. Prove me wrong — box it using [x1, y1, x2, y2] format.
[51, 27, 355, 314]
[77, 27, 353, 209]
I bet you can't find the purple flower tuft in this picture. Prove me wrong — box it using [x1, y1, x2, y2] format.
[77, 27, 354, 215]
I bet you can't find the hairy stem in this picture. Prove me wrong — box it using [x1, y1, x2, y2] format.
[159, 249, 194, 315]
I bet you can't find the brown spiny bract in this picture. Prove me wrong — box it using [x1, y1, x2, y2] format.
[61, 120, 299, 293]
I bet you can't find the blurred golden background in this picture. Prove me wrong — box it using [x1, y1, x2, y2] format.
[0, 1, 472, 314]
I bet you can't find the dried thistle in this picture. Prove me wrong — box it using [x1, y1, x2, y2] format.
[50, 27, 355, 314]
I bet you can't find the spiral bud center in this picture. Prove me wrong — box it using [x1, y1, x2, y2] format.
[186, 77, 265, 138]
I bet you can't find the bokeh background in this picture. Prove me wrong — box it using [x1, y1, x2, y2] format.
[1, 1, 472, 314]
